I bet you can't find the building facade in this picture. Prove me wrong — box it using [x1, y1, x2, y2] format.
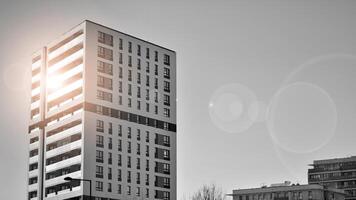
[231, 182, 345, 200]
[308, 156, 356, 200]
[27, 20, 176, 200]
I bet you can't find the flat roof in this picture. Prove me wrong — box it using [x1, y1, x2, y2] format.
[231, 184, 345, 195]
[33, 19, 176, 55]
[85, 20, 176, 53]
[312, 156, 356, 165]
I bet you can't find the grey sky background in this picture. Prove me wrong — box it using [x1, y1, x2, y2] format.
[1, 0, 356, 199]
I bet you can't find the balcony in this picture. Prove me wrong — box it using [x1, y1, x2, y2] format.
[28, 169, 39, 178]
[29, 155, 39, 164]
[309, 174, 356, 182]
[46, 155, 81, 173]
[45, 170, 81, 188]
[28, 183, 38, 192]
[46, 123, 82, 144]
[29, 141, 39, 150]
[48, 48, 84, 75]
[48, 35, 84, 60]
[46, 139, 82, 159]
[46, 110, 82, 133]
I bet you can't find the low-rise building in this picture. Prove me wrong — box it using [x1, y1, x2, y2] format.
[230, 182, 345, 200]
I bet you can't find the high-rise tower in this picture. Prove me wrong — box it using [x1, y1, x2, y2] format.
[27, 20, 176, 200]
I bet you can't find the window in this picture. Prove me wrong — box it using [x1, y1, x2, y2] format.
[128, 70, 132, 81]
[97, 90, 112, 102]
[118, 184, 122, 194]
[137, 143, 141, 155]
[128, 170, 132, 182]
[137, 157, 141, 169]
[146, 89, 150, 100]
[119, 67, 123, 78]
[96, 150, 103, 163]
[108, 167, 112, 180]
[96, 181, 103, 191]
[119, 52, 123, 64]
[96, 135, 104, 148]
[118, 154, 122, 166]
[164, 54, 170, 65]
[128, 127, 132, 138]
[119, 81, 122, 93]
[119, 38, 123, 50]
[98, 31, 113, 46]
[108, 183, 112, 192]
[137, 172, 141, 184]
[137, 86, 141, 98]
[118, 95, 122, 105]
[155, 105, 158, 114]
[146, 62, 150, 73]
[155, 51, 158, 62]
[164, 68, 170, 79]
[128, 98, 132, 107]
[98, 46, 113, 61]
[118, 125, 122, 136]
[155, 92, 158, 103]
[137, 72, 141, 84]
[118, 169, 122, 181]
[163, 163, 170, 174]
[108, 137, 112, 149]
[146, 48, 150, 59]
[128, 56, 132, 66]
[128, 141, 132, 153]
[164, 81, 170, 92]
[96, 166, 103, 178]
[97, 75, 112, 90]
[146, 145, 149, 157]
[137, 100, 141, 110]
[164, 108, 170, 117]
[146, 131, 150, 142]
[146, 159, 149, 171]
[146, 188, 149, 198]
[115, 140, 121, 153]
[137, 129, 141, 140]
[146, 103, 150, 113]
[97, 60, 113, 75]
[136, 187, 141, 197]
[155, 78, 158, 89]
[96, 120, 104, 132]
[137, 45, 141, 56]
[128, 84, 132, 96]
[137, 58, 141, 70]
[164, 94, 170, 106]
[128, 41, 132, 53]
[163, 135, 170, 146]
[127, 185, 131, 195]
[146, 174, 150, 185]
[108, 152, 112, 164]
[155, 64, 158, 75]
[108, 122, 113, 134]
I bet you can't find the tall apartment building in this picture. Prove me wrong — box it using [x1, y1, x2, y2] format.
[230, 182, 345, 200]
[308, 156, 356, 200]
[27, 20, 176, 200]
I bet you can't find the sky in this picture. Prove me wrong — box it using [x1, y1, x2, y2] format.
[1, 0, 356, 199]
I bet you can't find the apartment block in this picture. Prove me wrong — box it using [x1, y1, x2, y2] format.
[27, 20, 176, 200]
[230, 182, 345, 200]
[308, 156, 356, 200]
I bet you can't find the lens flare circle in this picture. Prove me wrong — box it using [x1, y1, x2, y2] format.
[3, 57, 31, 92]
[248, 101, 268, 123]
[209, 83, 257, 133]
[267, 82, 337, 154]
